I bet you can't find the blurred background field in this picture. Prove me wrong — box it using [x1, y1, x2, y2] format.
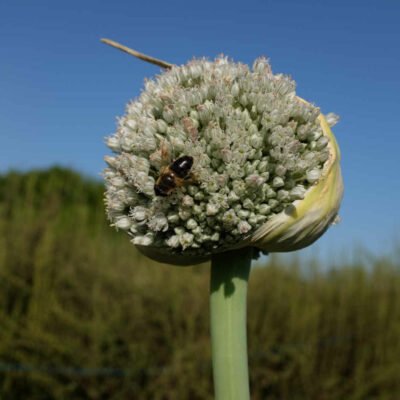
[0, 167, 399, 400]
[1, 1, 400, 399]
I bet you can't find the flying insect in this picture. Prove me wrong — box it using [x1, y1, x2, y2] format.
[154, 156, 194, 197]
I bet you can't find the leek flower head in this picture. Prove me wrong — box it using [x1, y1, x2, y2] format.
[104, 56, 343, 265]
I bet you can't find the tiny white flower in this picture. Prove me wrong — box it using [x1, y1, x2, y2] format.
[272, 177, 284, 188]
[132, 234, 153, 246]
[238, 220, 252, 234]
[306, 168, 321, 184]
[186, 218, 198, 230]
[115, 216, 132, 230]
[166, 235, 180, 248]
[180, 232, 194, 249]
[206, 203, 220, 216]
[131, 206, 147, 221]
[106, 136, 120, 151]
[325, 113, 339, 127]
[289, 185, 306, 200]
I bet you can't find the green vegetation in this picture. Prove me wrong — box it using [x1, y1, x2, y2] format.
[0, 167, 399, 399]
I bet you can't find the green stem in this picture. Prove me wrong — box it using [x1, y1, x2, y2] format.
[210, 247, 252, 400]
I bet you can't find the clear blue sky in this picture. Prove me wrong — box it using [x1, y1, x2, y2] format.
[1, 0, 399, 263]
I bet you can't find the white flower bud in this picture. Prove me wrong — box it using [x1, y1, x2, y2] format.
[239, 93, 248, 106]
[108, 199, 125, 212]
[187, 185, 199, 196]
[166, 235, 180, 248]
[231, 83, 240, 97]
[149, 213, 168, 232]
[266, 186, 276, 198]
[120, 136, 134, 151]
[222, 209, 237, 227]
[306, 168, 321, 184]
[131, 206, 147, 222]
[179, 209, 191, 221]
[245, 174, 264, 190]
[316, 136, 329, 150]
[194, 191, 205, 201]
[237, 209, 250, 219]
[275, 165, 287, 177]
[156, 119, 168, 133]
[115, 216, 132, 230]
[211, 232, 220, 242]
[249, 134, 263, 149]
[257, 204, 271, 215]
[289, 185, 306, 200]
[238, 220, 252, 234]
[248, 124, 258, 135]
[166, 212, 179, 224]
[132, 234, 153, 246]
[182, 195, 194, 207]
[129, 222, 140, 234]
[180, 232, 194, 249]
[206, 203, 220, 216]
[257, 160, 268, 173]
[192, 204, 203, 215]
[110, 177, 125, 188]
[104, 168, 117, 180]
[126, 119, 137, 130]
[325, 113, 339, 127]
[228, 190, 240, 203]
[319, 150, 330, 163]
[186, 218, 198, 230]
[272, 177, 284, 188]
[104, 156, 119, 169]
[140, 177, 156, 197]
[242, 199, 253, 210]
[308, 129, 322, 142]
[106, 137, 120, 151]
[232, 180, 246, 196]
[277, 190, 290, 202]
[212, 193, 228, 209]
[268, 199, 279, 209]
[162, 107, 175, 123]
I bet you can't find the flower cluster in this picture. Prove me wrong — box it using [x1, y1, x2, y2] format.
[104, 56, 334, 256]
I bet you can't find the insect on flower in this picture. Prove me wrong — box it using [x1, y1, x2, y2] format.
[154, 156, 194, 197]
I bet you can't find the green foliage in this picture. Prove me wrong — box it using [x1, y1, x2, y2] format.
[0, 167, 399, 399]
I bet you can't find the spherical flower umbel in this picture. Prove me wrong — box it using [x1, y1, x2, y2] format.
[104, 56, 343, 265]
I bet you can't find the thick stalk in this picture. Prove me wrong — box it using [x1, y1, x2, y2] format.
[210, 247, 252, 400]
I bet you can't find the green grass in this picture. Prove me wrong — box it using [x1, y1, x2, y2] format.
[0, 167, 399, 399]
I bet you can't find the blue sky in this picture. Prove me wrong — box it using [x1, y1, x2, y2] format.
[1, 0, 399, 263]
